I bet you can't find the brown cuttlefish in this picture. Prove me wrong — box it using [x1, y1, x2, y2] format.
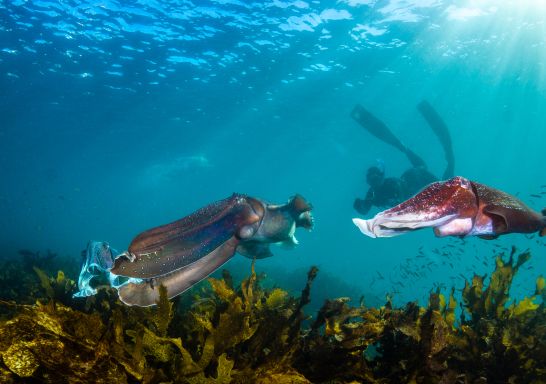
[76, 193, 313, 307]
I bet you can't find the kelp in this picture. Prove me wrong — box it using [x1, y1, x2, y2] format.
[0, 249, 78, 306]
[0, 259, 319, 383]
[298, 247, 546, 383]
[0, 248, 546, 383]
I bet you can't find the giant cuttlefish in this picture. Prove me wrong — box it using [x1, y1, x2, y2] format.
[353, 176, 546, 239]
[75, 193, 313, 306]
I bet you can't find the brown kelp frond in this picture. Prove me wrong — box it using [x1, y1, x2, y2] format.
[33, 267, 77, 306]
[152, 285, 173, 337]
[0, 259, 320, 382]
[1, 248, 546, 382]
[296, 248, 546, 383]
[0, 249, 79, 307]
[461, 247, 532, 321]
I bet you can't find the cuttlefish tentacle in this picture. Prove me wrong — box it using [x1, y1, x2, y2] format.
[353, 176, 546, 239]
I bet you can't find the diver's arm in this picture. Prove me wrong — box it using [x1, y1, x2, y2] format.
[354, 189, 374, 215]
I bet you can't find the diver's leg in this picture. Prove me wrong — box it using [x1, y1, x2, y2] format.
[351, 104, 406, 152]
[416, 100, 455, 179]
[351, 104, 426, 167]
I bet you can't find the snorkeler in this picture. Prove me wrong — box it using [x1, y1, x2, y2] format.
[351, 100, 455, 215]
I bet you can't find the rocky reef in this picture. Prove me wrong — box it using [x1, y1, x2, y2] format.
[0, 247, 545, 383]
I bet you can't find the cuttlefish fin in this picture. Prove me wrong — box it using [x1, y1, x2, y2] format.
[117, 236, 239, 307]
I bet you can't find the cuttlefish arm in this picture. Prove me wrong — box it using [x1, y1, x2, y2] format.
[353, 176, 546, 239]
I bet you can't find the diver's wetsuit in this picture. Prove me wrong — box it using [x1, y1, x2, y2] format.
[351, 102, 454, 216]
[353, 168, 437, 215]
[354, 177, 403, 215]
[400, 166, 438, 198]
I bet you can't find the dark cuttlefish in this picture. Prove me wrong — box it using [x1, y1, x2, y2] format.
[75, 194, 313, 306]
[353, 176, 546, 239]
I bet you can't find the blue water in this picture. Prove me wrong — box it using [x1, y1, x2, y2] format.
[1, 0, 544, 306]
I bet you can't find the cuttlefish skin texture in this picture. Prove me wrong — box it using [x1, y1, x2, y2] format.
[353, 176, 545, 240]
[112, 193, 313, 306]
[111, 194, 259, 279]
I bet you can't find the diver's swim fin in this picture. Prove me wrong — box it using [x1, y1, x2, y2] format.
[351, 104, 426, 168]
[417, 100, 455, 179]
[351, 104, 407, 153]
[403, 148, 426, 168]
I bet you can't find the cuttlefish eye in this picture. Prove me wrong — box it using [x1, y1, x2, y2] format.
[238, 225, 256, 239]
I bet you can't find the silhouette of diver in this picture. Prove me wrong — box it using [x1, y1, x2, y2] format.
[351, 100, 455, 215]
